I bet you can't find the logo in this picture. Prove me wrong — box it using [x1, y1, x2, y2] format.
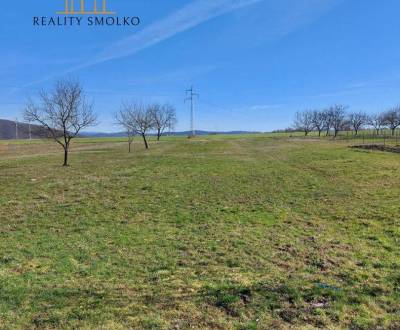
[33, 0, 140, 27]
[57, 0, 115, 15]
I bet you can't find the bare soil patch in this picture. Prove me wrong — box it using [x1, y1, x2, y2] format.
[351, 144, 400, 153]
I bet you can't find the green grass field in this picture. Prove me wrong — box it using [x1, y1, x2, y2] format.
[0, 135, 399, 329]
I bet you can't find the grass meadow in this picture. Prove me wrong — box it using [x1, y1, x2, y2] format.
[0, 135, 399, 329]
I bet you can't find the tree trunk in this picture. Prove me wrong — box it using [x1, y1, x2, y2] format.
[392, 128, 395, 136]
[157, 129, 161, 141]
[128, 141, 132, 153]
[318, 130, 321, 137]
[355, 129, 358, 136]
[63, 146, 69, 166]
[142, 134, 149, 149]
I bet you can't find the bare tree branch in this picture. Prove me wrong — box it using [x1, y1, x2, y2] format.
[149, 103, 177, 140]
[115, 101, 154, 149]
[348, 111, 368, 136]
[382, 106, 400, 136]
[328, 105, 347, 137]
[368, 113, 385, 135]
[24, 78, 97, 166]
[294, 110, 314, 136]
[311, 110, 325, 137]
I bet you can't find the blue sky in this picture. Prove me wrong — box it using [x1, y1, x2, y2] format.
[1, 0, 400, 132]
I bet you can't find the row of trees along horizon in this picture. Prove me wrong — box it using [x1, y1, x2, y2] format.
[293, 105, 400, 137]
[11, 79, 400, 167]
[24, 79, 177, 166]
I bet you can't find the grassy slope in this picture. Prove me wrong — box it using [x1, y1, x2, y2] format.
[0, 136, 399, 329]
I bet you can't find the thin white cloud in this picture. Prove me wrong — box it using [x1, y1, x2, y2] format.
[309, 76, 400, 99]
[198, 100, 285, 114]
[76, 0, 262, 69]
[17, 0, 261, 89]
[122, 65, 218, 86]
[17, 0, 343, 90]
[246, 104, 285, 111]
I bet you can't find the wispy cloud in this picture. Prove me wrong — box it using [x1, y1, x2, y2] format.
[309, 76, 400, 100]
[198, 100, 285, 114]
[244, 104, 285, 111]
[76, 0, 262, 70]
[271, 0, 343, 38]
[17, 0, 261, 89]
[123, 65, 218, 86]
[17, 0, 342, 90]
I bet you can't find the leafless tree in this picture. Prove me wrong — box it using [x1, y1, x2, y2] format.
[322, 109, 333, 136]
[24, 79, 97, 166]
[382, 106, 400, 136]
[117, 101, 154, 149]
[115, 108, 136, 153]
[329, 105, 347, 137]
[135, 104, 155, 149]
[311, 110, 325, 137]
[348, 111, 368, 135]
[294, 110, 314, 136]
[149, 103, 177, 140]
[368, 113, 385, 135]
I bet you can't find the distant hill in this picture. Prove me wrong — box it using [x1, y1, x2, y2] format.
[0, 119, 50, 140]
[0, 119, 261, 140]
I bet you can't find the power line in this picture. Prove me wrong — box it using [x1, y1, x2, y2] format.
[185, 86, 198, 137]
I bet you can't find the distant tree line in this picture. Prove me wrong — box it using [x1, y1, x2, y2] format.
[293, 105, 400, 137]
